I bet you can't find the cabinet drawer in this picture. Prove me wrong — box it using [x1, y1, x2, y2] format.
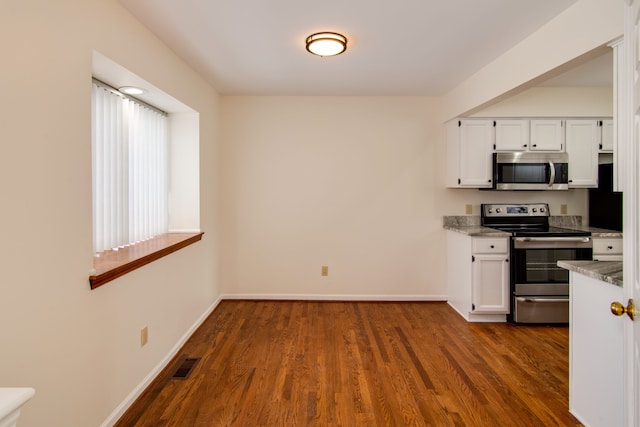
[473, 238, 508, 254]
[593, 238, 623, 255]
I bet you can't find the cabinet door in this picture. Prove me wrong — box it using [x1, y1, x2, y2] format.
[458, 120, 494, 187]
[494, 119, 530, 151]
[530, 119, 564, 151]
[565, 119, 599, 188]
[599, 119, 614, 152]
[472, 254, 509, 313]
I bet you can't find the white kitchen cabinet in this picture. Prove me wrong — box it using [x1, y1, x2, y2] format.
[565, 119, 599, 188]
[447, 231, 509, 322]
[472, 252, 510, 313]
[530, 119, 564, 151]
[446, 119, 494, 188]
[592, 237, 623, 261]
[569, 272, 623, 427]
[494, 119, 530, 151]
[599, 119, 614, 152]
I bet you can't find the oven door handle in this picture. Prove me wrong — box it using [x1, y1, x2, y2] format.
[514, 236, 591, 243]
[516, 297, 569, 303]
[548, 160, 556, 187]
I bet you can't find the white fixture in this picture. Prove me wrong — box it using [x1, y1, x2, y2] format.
[118, 86, 146, 95]
[305, 32, 347, 57]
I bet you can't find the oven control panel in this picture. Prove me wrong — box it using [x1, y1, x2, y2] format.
[482, 203, 549, 217]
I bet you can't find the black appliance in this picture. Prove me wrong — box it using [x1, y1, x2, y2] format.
[589, 163, 623, 231]
[481, 203, 592, 324]
[493, 152, 569, 190]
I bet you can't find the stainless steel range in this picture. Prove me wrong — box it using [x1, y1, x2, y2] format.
[481, 203, 592, 324]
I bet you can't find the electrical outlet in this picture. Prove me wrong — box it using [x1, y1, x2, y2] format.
[465, 204, 473, 215]
[140, 326, 148, 347]
[560, 204, 568, 215]
[321, 266, 329, 276]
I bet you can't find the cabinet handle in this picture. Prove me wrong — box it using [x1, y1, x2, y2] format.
[532, 144, 537, 147]
[523, 144, 528, 147]
[490, 245, 495, 248]
[505, 259, 509, 263]
[607, 246, 613, 250]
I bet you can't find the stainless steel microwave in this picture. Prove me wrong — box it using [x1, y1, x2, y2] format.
[493, 152, 569, 190]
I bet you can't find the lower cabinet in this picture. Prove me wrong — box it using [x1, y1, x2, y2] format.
[592, 237, 623, 261]
[569, 271, 623, 427]
[447, 231, 510, 322]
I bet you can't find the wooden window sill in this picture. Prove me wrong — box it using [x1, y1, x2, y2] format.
[89, 232, 204, 289]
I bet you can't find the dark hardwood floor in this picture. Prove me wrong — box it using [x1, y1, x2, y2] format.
[115, 301, 582, 426]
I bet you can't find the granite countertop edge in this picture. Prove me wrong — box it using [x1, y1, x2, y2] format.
[442, 225, 512, 237]
[557, 260, 623, 287]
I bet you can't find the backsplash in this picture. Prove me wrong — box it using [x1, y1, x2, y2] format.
[549, 215, 582, 227]
[443, 216, 481, 227]
[443, 215, 581, 228]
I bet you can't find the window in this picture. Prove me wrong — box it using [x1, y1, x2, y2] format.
[91, 79, 169, 253]
[89, 52, 203, 289]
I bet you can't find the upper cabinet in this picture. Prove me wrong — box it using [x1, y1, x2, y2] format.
[446, 116, 612, 190]
[565, 119, 599, 188]
[494, 119, 530, 151]
[529, 119, 564, 151]
[599, 119, 614, 152]
[495, 119, 564, 152]
[446, 119, 494, 188]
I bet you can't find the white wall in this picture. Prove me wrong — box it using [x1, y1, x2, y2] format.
[0, 1, 220, 426]
[471, 87, 613, 118]
[219, 96, 593, 301]
[220, 97, 447, 298]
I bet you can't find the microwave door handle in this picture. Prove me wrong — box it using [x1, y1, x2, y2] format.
[548, 160, 556, 187]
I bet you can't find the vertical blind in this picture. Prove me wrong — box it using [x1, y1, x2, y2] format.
[91, 80, 168, 253]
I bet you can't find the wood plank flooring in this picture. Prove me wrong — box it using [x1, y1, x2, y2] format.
[115, 301, 582, 426]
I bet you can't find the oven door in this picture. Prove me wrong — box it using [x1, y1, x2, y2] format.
[511, 236, 592, 323]
[512, 236, 593, 295]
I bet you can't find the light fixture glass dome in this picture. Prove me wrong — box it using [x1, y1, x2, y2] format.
[118, 86, 146, 95]
[306, 32, 347, 57]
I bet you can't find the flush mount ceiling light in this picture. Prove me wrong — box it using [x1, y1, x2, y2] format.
[118, 86, 146, 95]
[305, 32, 347, 57]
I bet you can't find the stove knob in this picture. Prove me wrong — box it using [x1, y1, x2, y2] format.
[488, 208, 493, 213]
[496, 208, 502, 213]
[532, 208, 538, 213]
[540, 207, 546, 213]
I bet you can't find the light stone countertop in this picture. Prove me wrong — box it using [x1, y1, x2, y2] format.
[556, 225, 623, 238]
[443, 216, 623, 238]
[442, 216, 511, 237]
[557, 260, 623, 287]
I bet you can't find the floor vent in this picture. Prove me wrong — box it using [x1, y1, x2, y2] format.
[172, 357, 200, 379]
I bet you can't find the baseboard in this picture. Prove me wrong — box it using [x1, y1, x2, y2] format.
[100, 296, 222, 427]
[221, 293, 447, 301]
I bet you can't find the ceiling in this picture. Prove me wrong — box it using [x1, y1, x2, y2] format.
[117, 0, 603, 96]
